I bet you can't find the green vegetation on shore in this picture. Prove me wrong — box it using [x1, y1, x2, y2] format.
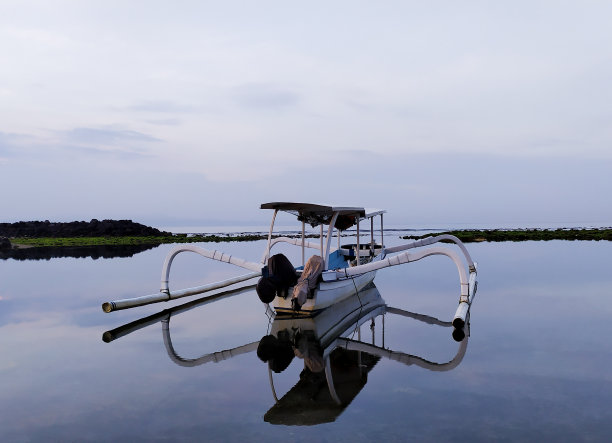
[7, 228, 612, 249]
[10, 234, 269, 248]
[403, 228, 612, 243]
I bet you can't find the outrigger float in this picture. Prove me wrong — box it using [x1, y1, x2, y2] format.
[102, 202, 477, 328]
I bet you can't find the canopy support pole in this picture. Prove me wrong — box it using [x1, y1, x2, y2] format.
[356, 216, 360, 265]
[320, 224, 324, 260]
[323, 212, 339, 270]
[370, 217, 374, 254]
[380, 214, 384, 248]
[263, 209, 279, 263]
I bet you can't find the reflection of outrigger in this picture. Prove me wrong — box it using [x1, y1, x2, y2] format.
[261, 283, 469, 425]
[102, 202, 477, 328]
[102, 283, 470, 426]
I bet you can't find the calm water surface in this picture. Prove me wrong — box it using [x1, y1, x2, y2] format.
[2, 237, 612, 442]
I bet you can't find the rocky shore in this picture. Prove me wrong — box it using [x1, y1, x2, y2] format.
[0, 219, 272, 260]
[0, 219, 170, 238]
[0, 219, 170, 260]
[403, 227, 612, 243]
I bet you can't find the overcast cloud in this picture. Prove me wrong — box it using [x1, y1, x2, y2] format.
[1, 1, 611, 227]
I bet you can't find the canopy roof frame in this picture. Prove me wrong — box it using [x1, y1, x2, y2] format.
[260, 202, 384, 229]
[261, 202, 386, 270]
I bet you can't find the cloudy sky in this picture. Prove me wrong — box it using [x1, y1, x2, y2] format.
[1, 1, 611, 228]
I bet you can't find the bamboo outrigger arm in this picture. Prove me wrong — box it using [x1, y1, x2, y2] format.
[331, 246, 477, 329]
[101, 245, 263, 313]
[383, 234, 476, 273]
[335, 247, 467, 286]
[262, 237, 321, 263]
[102, 284, 257, 341]
[161, 245, 264, 292]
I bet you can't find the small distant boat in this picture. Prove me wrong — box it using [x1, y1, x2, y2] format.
[102, 202, 477, 328]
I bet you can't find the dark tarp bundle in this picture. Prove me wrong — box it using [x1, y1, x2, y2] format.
[256, 254, 298, 303]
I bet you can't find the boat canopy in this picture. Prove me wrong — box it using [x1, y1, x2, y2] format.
[260, 202, 385, 229]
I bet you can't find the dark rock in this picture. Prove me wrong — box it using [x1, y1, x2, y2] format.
[0, 236, 11, 250]
[0, 220, 171, 238]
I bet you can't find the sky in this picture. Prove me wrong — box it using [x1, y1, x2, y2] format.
[1, 1, 611, 228]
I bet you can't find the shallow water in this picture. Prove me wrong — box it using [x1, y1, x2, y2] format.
[1, 237, 612, 442]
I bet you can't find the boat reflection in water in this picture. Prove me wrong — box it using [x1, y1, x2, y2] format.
[103, 283, 470, 426]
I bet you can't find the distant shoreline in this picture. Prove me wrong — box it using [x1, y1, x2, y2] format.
[7, 234, 269, 248]
[402, 228, 612, 243]
[1, 218, 611, 250]
[0, 219, 273, 260]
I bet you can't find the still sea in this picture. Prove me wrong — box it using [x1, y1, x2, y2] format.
[1, 233, 611, 441]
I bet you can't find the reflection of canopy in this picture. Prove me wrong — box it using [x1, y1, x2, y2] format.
[263, 334, 469, 426]
[263, 284, 470, 425]
[264, 348, 380, 426]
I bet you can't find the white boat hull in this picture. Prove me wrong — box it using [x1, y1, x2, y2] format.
[273, 270, 377, 317]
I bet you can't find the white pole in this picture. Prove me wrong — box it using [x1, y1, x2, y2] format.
[264, 209, 279, 263]
[320, 224, 324, 259]
[103, 284, 256, 340]
[370, 217, 374, 254]
[323, 212, 339, 270]
[380, 213, 384, 248]
[382, 234, 476, 271]
[356, 216, 360, 265]
[335, 247, 469, 299]
[301, 219, 305, 267]
[103, 271, 260, 312]
[161, 245, 263, 293]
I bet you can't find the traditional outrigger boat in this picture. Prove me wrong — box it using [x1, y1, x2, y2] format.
[102, 202, 477, 328]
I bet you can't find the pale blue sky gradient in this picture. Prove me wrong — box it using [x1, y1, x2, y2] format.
[1, 1, 611, 227]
